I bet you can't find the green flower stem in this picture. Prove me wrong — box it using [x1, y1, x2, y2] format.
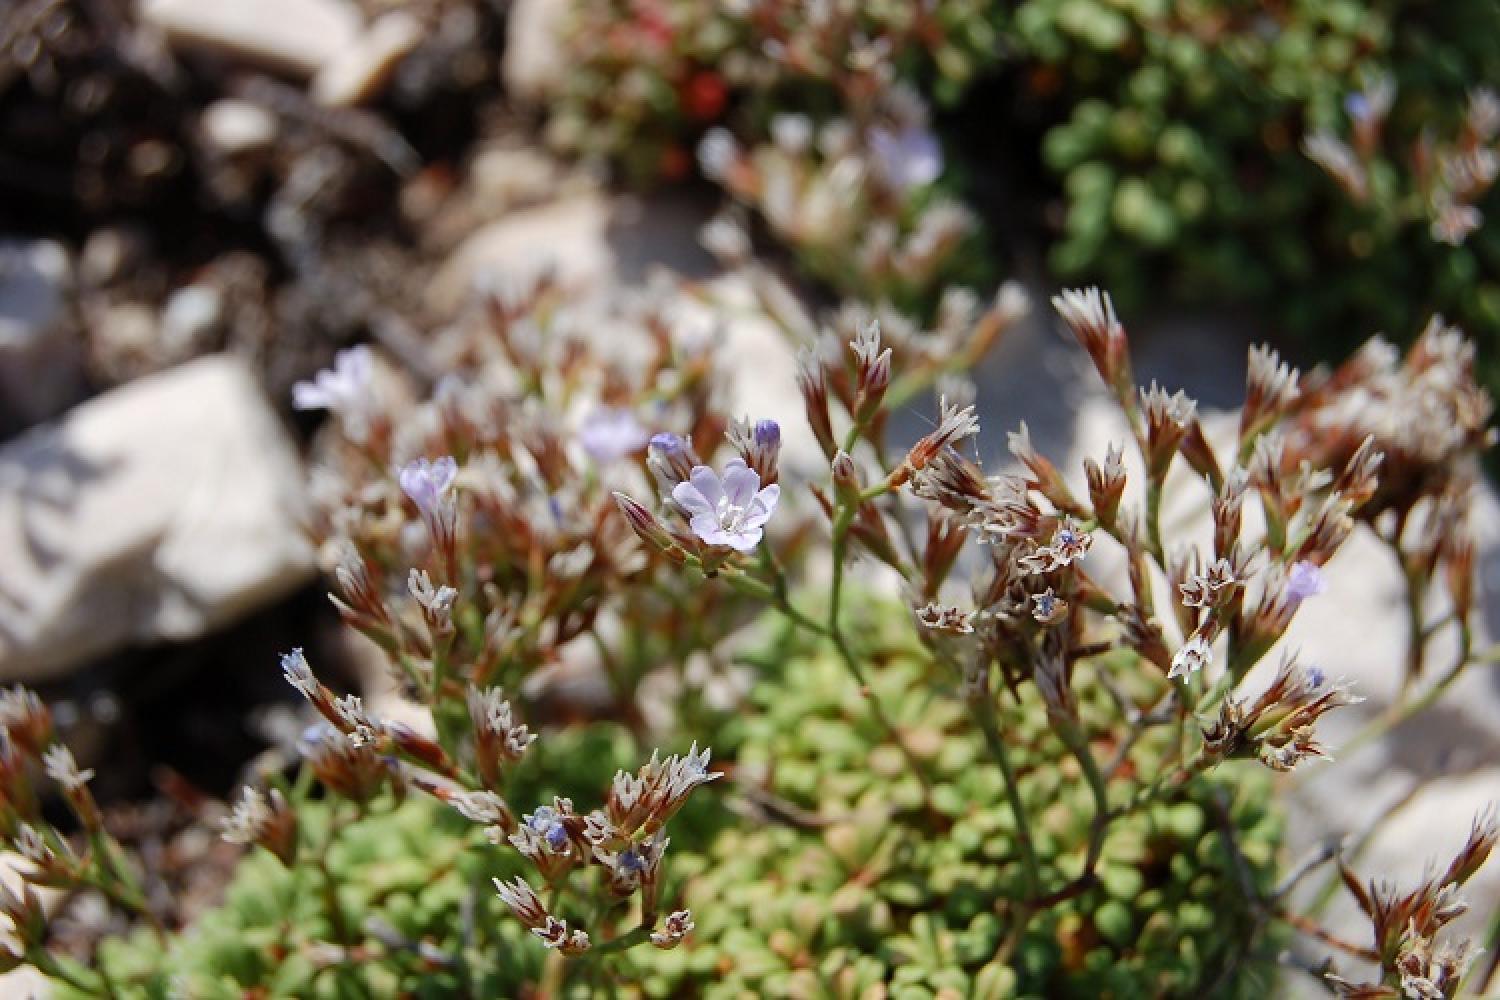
[722, 564, 827, 637]
[1144, 476, 1166, 565]
[590, 924, 653, 957]
[1400, 556, 1428, 695]
[30, 949, 114, 999]
[828, 505, 934, 799]
[971, 698, 1041, 901]
[1028, 720, 1115, 910]
[1341, 640, 1498, 757]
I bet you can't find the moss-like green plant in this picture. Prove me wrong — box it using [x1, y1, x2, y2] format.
[626, 634, 1282, 998]
[83, 621, 1281, 999]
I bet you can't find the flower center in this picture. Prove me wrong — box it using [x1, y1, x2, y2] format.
[715, 496, 753, 531]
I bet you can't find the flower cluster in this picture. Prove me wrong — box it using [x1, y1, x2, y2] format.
[1306, 84, 1500, 247]
[3, 271, 1494, 996]
[547, 0, 1000, 184]
[546, 0, 995, 307]
[698, 111, 981, 309]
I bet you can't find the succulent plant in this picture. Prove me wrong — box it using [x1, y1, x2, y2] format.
[621, 631, 1283, 998]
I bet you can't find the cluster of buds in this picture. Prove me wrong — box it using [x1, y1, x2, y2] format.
[1201, 655, 1360, 770]
[0, 685, 159, 959]
[1329, 810, 1497, 997]
[1304, 81, 1500, 245]
[487, 744, 720, 953]
[1279, 316, 1494, 683]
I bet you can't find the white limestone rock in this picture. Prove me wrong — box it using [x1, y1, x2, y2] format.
[139, 0, 363, 79]
[428, 194, 616, 314]
[0, 239, 86, 428]
[0, 356, 316, 682]
[311, 11, 423, 108]
[502, 0, 568, 104]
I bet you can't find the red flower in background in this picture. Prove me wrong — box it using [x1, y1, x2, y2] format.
[681, 71, 728, 123]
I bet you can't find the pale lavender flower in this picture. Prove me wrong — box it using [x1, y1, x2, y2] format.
[1285, 560, 1328, 603]
[292, 346, 372, 413]
[697, 127, 740, 182]
[399, 456, 458, 519]
[869, 124, 944, 192]
[579, 407, 649, 463]
[671, 459, 780, 552]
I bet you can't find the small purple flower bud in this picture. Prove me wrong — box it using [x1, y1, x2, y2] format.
[648, 433, 698, 488]
[728, 417, 782, 485]
[613, 492, 680, 560]
[1285, 560, 1327, 604]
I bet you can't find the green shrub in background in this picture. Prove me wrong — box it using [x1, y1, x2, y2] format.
[1010, 0, 1500, 376]
[549, 0, 1500, 390]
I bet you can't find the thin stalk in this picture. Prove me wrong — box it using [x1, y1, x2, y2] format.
[1341, 641, 1498, 757]
[1144, 477, 1165, 564]
[30, 950, 114, 998]
[972, 699, 1041, 899]
[1465, 903, 1500, 994]
[722, 568, 828, 637]
[828, 506, 933, 798]
[586, 924, 652, 957]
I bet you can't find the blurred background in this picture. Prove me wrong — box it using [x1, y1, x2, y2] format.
[1, 0, 1498, 992]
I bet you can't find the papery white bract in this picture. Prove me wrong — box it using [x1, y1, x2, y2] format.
[671, 459, 780, 552]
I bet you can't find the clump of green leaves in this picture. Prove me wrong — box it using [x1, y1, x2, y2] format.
[1006, 0, 1500, 363]
[628, 635, 1282, 998]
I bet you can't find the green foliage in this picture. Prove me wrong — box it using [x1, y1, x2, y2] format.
[1007, 0, 1500, 364]
[89, 613, 1281, 997]
[624, 631, 1281, 998]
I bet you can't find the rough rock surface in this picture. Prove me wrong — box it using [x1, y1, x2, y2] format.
[428, 194, 616, 313]
[0, 356, 315, 682]
[140, 0, 363, 79]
